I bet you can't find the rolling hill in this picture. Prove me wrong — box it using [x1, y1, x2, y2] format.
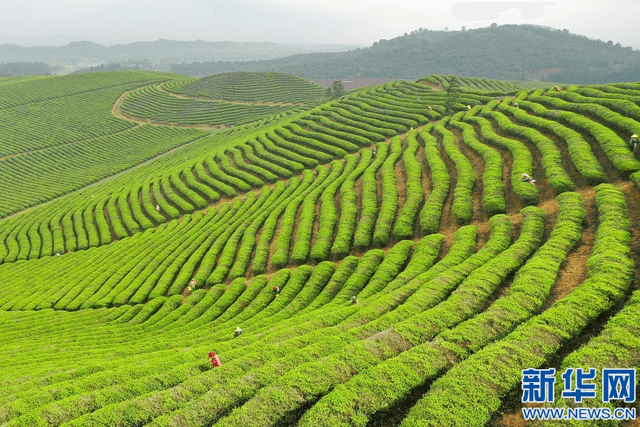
[171, 24, 640, 84]
[0, 70, 639, 426]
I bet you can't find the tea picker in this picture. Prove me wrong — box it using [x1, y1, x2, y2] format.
[521, 172, 536, 186]
[208, 351, 221, 367]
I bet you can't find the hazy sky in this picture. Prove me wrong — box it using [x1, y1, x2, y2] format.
[2, 0, 638, 48]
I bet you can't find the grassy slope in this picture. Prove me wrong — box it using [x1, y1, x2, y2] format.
[0, 72, 638, 426]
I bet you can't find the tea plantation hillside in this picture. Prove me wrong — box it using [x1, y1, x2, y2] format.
[0, 71, 639, 426]
[166, 71, 326, 104]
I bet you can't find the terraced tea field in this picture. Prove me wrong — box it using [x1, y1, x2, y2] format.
[0, 71, 639, 426]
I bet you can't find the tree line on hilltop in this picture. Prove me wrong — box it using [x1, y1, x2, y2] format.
[1, 25, 638, 84]
[170, 24, 640, 84]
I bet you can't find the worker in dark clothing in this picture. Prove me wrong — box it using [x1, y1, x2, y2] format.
[630, 135, 639, 159]
[352, 296, 359, 304]
[234, 327, 243, 338]
[272, 286, 280, 297]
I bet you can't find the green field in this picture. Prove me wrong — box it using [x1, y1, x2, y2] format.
[0, 71, 639, 426]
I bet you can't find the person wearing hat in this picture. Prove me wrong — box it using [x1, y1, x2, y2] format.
[234, 326, 243, 338]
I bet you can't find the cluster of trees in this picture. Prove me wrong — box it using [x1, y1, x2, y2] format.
[0, 61, 60, 76]
[443, 78, 461, 116]
[324, 80, 345, 99]
[72, 62, 144, 74]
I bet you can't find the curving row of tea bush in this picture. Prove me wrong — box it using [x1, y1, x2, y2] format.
[0, 75, 175, 157]
[526, 90, 640, 176]
[404, 184, 633, 426]
[3, 73, 640, 427]
[121, 83, 303, 126]
[166, 71, 325, 104]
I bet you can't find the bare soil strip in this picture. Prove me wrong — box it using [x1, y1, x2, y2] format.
[418, 81, 445, 91]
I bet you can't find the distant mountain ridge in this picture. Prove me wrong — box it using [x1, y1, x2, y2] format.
[0, 34, 140, 47]
[0, 39, 362, 66]
[170, 24, 640, 84]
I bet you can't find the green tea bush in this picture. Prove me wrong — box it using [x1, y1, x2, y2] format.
[373, 136, 403, 246]
[435, 120, 475, 223]
[291, 160, 344, 264]
[353, 142, 388, 248]
[393, 130, 425, 239]
[402, 184, 632, 426]
[330, 150, 372, 259]
[449, 117, 505, 216]
[310, 156, 358, 262]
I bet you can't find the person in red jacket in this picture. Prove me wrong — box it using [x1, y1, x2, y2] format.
[208, 351, 221, 367]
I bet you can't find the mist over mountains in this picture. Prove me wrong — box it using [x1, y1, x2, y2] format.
[0, 39, 361, 67]
[170, 25, 640, 84]
[1, 24, 638, 84]
[0, 34, 140, 47]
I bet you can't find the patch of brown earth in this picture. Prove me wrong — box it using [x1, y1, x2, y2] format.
[418, 81, 445, 91]
[540, 188, 595, 311]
